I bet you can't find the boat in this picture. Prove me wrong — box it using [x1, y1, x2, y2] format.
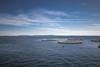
[41, 39, 57, 41]
[41, 38, 67, 41]
[57, 39, 82, 44]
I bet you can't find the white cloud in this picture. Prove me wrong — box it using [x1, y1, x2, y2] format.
[0, 14, 34, 25]
[0, 11, 59, 26]
[0, 9, 79, 26]
[91, 23, 100, 26]
[0, 9, 100, 35]
[0, 14, 88, 26]
[43, 10, 71, 17]
[87, 23, 100, 31]
[0, 14, 55, 26]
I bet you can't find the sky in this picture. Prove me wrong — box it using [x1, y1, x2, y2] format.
[0, 0, 100, 36]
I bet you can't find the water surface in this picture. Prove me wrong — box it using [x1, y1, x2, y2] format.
[0, 36, 100, 67]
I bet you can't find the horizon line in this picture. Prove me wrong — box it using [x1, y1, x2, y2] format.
[0, 34, 100, 36]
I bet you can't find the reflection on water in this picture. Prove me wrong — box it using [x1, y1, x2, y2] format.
[0, 36, 100, 67]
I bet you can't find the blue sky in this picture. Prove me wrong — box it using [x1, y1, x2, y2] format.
[0, 0, 100, 36]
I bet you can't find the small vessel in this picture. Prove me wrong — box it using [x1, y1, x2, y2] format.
[41, 39, 57, 41]
[57, 39, 82, 44]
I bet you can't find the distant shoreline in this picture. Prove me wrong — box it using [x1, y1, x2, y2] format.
[0, 35, 100, 37]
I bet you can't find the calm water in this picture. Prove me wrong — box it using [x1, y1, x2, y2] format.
[0, 36, 100, 67]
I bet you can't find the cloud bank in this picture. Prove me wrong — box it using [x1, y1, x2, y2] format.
[0, 9, 100, 35]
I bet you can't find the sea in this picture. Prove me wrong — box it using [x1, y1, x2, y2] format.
[0, 36, 100, 67]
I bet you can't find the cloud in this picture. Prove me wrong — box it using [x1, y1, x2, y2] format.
[0, 12, 55, 26]
[0, 14, 33, 25]
[0, 9, 100, 35]
[0, 14, 55, 26]
[0, 9, 80, 26]
[0, 8, 99, 26]
[43, 10, 71, 17]
[87, 23, 100, 31]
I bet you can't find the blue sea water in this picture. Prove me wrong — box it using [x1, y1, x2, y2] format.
[0, 36, 100, 67]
